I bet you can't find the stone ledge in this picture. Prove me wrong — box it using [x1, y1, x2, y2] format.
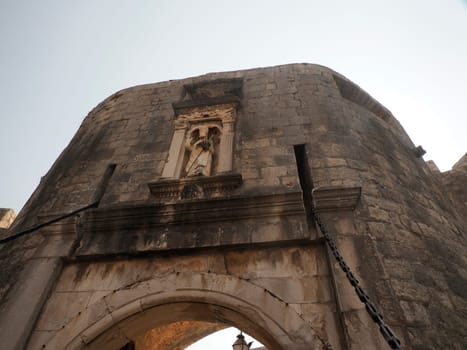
[82, 191, 305, 232]
[35, 215, 78, 235]
[312, 186, 361, 212]
[74, 192, 312, 256]
[148, 173, 243, 202]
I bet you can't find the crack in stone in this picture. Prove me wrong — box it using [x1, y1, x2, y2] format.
[236, 275, 333, 350]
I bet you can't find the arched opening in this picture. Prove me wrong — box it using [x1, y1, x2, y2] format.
[86, 302, 280, 350]
[134, 320, 226, 349]
[95, 303, 270, 350]
[42, 272, 324, 350]
[185, 327, 264, 350]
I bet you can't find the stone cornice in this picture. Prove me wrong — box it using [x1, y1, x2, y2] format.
[81, 191, 305, 233]
[74, 191, 311, 256]
[312, 186, 361, 212]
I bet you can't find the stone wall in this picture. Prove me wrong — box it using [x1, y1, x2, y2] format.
[305, 92, 466, 348]
[1, 64, 465, 350]
[27, 246, 338, 350]
[441, 153, 467, 208]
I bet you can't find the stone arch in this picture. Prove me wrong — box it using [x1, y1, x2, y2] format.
[43, 272, 326, 350]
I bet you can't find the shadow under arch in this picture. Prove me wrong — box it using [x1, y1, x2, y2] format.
[43, 272, 325, 350]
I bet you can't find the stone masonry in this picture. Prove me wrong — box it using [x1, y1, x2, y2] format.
[0, 64, 465, 350]
[0, 208, 15, 230]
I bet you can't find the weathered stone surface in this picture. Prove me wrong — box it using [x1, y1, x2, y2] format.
[0, 64, 465, 350]
[39, 256, 330, 349]
[0, 208, 15, 230]
[442, 152, 467, 209]
[0, 257, 62, 350]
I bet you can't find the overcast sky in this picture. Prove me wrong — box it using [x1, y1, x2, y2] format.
[1, 1, 466, 347]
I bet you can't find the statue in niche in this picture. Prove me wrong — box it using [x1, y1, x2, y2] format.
[184, 125, 220, 177]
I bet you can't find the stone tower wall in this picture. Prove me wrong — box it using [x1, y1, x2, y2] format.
[441, 153, 467, 208]
[0, 64, 465, 350]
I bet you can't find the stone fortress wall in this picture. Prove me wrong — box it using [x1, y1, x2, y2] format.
[0, 64, 465, 350]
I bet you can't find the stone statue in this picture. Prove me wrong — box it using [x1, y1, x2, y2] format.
[185, 125, 219, 177]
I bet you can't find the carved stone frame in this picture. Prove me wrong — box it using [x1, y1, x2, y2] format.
[161, 103, 238, 180]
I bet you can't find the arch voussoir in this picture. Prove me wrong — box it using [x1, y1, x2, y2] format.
[44, 272, 326, 350]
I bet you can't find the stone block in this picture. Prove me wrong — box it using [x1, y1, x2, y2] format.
[342, 308, 386, 350]
[260, 166, 288, 179]
[299, 303, 343, 350]
[242, 168, 259, 180]
[26, 330, 56, 350]
[225, 247, 321, 279]
[0, 208, 16, 229]
[391, 280, 431, 303]
[280, 175, 298, 187]
[33, 233, 76, 258]
[252, 276, 332, 303]
[35, 291, 92, 331]
[400, 300, 431, 326]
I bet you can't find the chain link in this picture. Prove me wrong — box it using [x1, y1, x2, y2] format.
[312, 208, 402, 350]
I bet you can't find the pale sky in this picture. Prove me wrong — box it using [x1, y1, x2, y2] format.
[186, 328, 263, 350]
[1, 1, 466, 348]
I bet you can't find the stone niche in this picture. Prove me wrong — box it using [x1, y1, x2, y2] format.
[150, 79, 243, 201]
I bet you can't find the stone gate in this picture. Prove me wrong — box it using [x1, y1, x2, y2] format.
[0, 64, 465, 350]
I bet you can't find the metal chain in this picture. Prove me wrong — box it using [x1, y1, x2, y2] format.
[311, 208, 402, 350]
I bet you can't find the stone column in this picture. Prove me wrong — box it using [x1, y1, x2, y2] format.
[161, 122, 187, 179]
[218, 121, 234, 173]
